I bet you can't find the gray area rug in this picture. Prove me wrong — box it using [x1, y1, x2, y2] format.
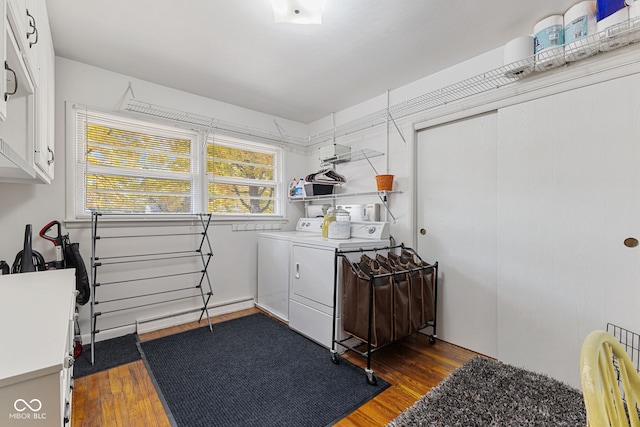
[388, 356, 586, 427]
[139, 313, 389, 426]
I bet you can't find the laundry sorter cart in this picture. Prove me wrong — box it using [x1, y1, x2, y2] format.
[330, 243, 438, 385]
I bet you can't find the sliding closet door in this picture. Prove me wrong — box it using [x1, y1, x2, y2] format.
[497, 75, 640, 388]
[416, 112, 498, 358]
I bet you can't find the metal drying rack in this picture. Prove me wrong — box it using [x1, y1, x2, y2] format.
[89, 212, 214, 364]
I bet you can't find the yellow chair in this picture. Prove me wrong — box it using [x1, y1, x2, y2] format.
[581, 330, 640, 427]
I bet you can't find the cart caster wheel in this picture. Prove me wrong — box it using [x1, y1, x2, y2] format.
[366, 373, 378, 385]
[331, 352, 340, 365]
[429, 336, 437, 345]
[365, 368, 377, 385]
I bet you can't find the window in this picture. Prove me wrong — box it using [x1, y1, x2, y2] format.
[70, 106, 282, 218]
[207, 135, 280, 215]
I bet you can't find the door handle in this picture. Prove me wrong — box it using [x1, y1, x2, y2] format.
[295, 263, 300, 279]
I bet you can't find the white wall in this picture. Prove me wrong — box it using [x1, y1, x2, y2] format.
[310, 38, 640, 389]
[306, 47, 505, 249]
[0, 58, 309, 341]
[2, 33, 638, 386]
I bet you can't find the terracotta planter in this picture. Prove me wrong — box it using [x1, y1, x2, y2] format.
[375, 174, 394, 191]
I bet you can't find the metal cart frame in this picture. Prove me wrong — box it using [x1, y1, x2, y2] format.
[330, 243, 438, 385]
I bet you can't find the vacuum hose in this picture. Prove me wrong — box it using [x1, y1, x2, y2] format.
[12, 225, 46, 273]
[20, 225, 35, 272]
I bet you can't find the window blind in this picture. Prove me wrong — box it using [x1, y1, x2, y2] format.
[74, 107, 199, 217]
[206, 134, 280, 215]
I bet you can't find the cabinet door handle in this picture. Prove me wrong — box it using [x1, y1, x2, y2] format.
[64, 354, 75, 368]
[26, 10, 39, 48]
[63, 401, 70, 424]
[295, 263, 300, 279]
[47, 146, 54, 165]
[4, 62, 17, 101]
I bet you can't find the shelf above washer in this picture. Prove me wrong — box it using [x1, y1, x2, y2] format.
[288, 190, 401, 202]
[320, 148, 384, 166]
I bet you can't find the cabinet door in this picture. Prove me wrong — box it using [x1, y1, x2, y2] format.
[33, 0, 53, 180]
[6, 0, 25, 49]
[0, 3, 6, 121]
[0, 16, 34, 167]
[7, 0, 39, 82]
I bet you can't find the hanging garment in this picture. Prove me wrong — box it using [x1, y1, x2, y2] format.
[305, 168, 347, 184]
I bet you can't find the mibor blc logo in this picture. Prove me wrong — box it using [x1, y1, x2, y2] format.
[9, 398, 46, 420]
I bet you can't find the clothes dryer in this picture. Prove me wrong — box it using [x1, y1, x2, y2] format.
[288, 220, 390, 349]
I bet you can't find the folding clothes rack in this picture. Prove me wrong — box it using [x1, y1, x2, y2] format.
[331, 244, 438, 385]
[89, 212, 214, 364]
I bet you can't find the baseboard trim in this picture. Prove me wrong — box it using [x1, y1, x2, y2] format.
[81, 297, 256, 343]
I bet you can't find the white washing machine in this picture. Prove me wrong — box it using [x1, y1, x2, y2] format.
[256, 219, 327, 322]
[257, 232, 292, 322]
[288, 219, 390, 349]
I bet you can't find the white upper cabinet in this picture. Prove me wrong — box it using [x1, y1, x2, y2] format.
[0, 0, 54, 183]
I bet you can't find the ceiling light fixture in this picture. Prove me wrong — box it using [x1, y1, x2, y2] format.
[271, 0, 326, 24]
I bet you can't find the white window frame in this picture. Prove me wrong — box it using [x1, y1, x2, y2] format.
[65, 103, 284, 221]
[206, 133, 282, 217]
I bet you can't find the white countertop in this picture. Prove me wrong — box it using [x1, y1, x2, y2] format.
[0, 270, 75, 388]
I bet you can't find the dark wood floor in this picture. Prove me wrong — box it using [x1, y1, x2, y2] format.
[71, 308, 481, 426]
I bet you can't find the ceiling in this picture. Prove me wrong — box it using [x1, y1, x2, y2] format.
[47, 0, 579, 124]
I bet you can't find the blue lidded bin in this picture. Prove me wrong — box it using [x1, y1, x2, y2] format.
[597, 0, 626, 21]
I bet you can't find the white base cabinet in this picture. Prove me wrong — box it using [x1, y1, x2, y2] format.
[0, 270, 76, 426]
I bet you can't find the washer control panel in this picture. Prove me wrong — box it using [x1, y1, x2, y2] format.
[295, 218, 389, 239]
[295, 218, 324, 233]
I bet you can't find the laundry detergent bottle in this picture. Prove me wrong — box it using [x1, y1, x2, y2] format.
[295, 178, 306, 197]
[288, 178, 297, 197]
[322, 207, 336, 238]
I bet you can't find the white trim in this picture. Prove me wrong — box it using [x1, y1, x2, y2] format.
[81, 297, 256, 343]
[65, 102, 78, 222]
[207, 132, 283, 216]
[66, 103, 285, 220]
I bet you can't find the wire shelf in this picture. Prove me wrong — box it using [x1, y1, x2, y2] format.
[126, 17, 640, 148]
[319, 148, 384, 167]
[126, 99, 309, 146]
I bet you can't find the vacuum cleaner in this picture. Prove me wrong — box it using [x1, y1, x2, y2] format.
[11, 221, 91, 358]
[11, 224, 46, 273]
